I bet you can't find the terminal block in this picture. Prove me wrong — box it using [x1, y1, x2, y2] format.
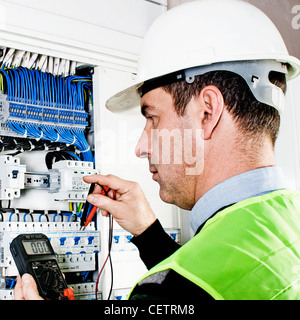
[7, 99, 89, 127]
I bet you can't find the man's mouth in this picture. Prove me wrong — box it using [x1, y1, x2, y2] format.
[149, 167, 158, 180]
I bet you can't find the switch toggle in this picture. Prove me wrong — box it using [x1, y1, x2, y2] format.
[60, 237, 66, 245]
[74, 237, 80, 245]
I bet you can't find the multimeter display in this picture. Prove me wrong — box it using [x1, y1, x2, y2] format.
[22, 240, 51, 255]
[10, 233, 72, 300]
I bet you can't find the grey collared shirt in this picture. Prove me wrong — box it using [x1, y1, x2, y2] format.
[190, 166, 290, 233]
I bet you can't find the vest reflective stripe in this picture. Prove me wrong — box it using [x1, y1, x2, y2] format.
[129, 190, 300, 300]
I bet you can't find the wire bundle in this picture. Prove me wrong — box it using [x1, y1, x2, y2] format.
[0, 67, 93, 161]
[0, 135, 75, 155]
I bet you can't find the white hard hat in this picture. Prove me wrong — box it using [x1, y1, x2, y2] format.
[106, 0, 300, 115]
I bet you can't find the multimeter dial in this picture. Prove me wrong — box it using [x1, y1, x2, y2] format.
[32, 260, 66, 298]
[40, 268, 59, 288]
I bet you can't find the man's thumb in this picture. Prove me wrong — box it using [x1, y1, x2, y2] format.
[22, 274, 43, 300]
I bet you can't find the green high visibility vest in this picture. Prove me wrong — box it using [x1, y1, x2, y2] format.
[129, 190, 300, 300]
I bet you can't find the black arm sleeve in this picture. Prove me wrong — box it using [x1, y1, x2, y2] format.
[130, 219, 181, 270]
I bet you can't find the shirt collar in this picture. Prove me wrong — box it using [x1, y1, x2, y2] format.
[190, 166, 289, 233]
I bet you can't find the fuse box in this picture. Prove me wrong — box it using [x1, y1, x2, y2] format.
[0, 45, 101, 300]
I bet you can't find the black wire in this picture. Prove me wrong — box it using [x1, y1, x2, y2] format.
[80, 182, 95, 229]
[81, 182, 114, 299]
[94, 183, 114, 300]
[45, 151, 78, 169]
[88, 183, 114, 300]
[0, 135, 75, 155]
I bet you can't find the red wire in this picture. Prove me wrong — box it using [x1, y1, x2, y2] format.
[85, 185, 112, 228]
[95, 215, 113, 300]
[84, 205, 97, 227]
[93, 185, 115, 300]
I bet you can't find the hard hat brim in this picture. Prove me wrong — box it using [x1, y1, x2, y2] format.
[106, 81, 143, 115]
[105, 56, 300, 115]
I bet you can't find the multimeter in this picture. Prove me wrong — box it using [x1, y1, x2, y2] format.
[10, 233, 73, 300]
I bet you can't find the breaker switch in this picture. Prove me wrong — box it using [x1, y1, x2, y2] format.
[114, 236, 120, 244]
[74, 237, 80, 245]
[60, 237, 66, 246]
[88, 236, 94, 245]
[12, 170, 19, 179]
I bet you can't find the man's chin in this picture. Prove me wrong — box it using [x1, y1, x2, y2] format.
[158, 187, 174, 205]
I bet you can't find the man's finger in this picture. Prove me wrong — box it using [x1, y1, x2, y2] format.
[14, 275, 25, 300]
[87, 193, 123, 217]
[101, 209, 109, 217]
[21, 274, 43, 300]
[83, 174, 131, 194]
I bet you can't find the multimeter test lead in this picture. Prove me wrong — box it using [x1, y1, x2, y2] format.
[80, 181, 115, 299]
[80, 182, 115, 230]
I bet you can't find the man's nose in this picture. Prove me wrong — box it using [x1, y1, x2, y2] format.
[135, 129, 151, 158]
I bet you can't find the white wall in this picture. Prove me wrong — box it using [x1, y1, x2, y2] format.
[275, 77, 300, 189]
[0, 0, 165, 70]
[2, 0, 164, 39]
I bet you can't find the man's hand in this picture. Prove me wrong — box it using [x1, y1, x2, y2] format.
[14, 274, 43, 300]
[83, 174, 156, 236]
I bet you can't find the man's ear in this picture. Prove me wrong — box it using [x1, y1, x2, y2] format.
[197, 85, 224, 140]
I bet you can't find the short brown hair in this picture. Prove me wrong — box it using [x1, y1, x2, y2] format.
[162, 70, 286, 146]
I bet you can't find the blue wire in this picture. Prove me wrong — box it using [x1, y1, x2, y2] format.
[8, 69, 15, 101]
[6, 121, 26, 136]
[3, 68, 93, 162]
[9, 212, 15, 222]
[15, 69, 21, 102]
[81, 271, 89, 282]
[43, 71, 49, 107]
[23, 212, 29, 222]
[24, 122, 42, 139]
[52, 73, 57, 107]
[5, 70, 13, 101]
[18, 68, 25, 102]
[59, 76, 63, 108]
[68, 151, 81, 161]
[21, 67, 30, 103]
[11, 69, 19, 102]
[53, 212, 63, 222]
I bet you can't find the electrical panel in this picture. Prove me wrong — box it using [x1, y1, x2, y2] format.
[0, 47, 101, 300]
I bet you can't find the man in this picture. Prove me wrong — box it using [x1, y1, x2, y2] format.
[15, 0, 300, 300]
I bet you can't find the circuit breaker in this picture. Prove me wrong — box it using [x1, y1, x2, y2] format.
[49, 160, 98, 201]
[0, 155, 26, 200]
